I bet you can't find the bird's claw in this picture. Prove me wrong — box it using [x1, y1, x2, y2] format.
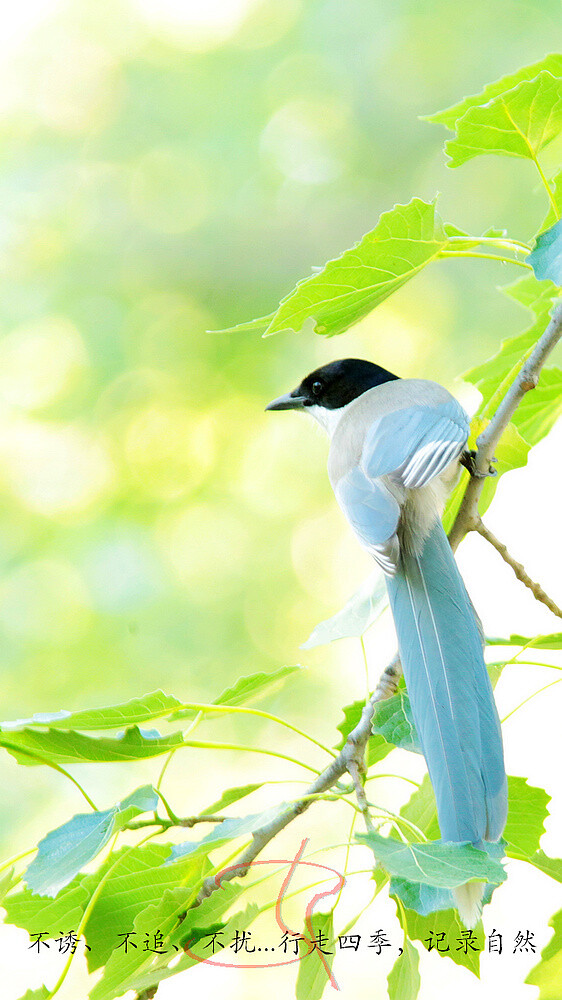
[461, 449, 497, 479]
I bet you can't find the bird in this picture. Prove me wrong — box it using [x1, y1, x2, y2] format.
[266, 357, 507, 927]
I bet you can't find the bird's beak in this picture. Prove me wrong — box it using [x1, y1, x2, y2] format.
[265, 391, 306, 411]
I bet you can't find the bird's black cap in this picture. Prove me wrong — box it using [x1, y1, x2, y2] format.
[266, 358, 399, 412]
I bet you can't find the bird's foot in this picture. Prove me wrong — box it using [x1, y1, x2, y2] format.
[461, 449, 497, 479]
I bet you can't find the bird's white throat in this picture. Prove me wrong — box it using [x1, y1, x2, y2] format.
[306, 402, 353, 437]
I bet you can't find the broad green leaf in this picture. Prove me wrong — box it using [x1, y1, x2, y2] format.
[296, 910, 334, 1000]
[371, 693, 421, 754]
[486, 633, 562, 649]
[302, 572, 388, 648]
[82, 844, 205, 971]
[0, 691, 183, 732]
[390, 843, 504, 920]
[262, 198, 449, 337]
[397, 904, 483, 977]
[504, 776, 550, 858]
[88, 887, 200, 1000]
[357, 831, 506, 888]
[463, 275, 562, 448]
[400, 775, 440, 841]
[335, 700, 393, 768]
[169, 665, 303, 720]
[24, 786, 159, 896]
[91, 884, 252, 1000]
[168, 804, 287, 862]
[464, 276, 558, 406]
[4, 878, 90, 938]
[516, 367, 562, 442]
[529, 219, 562, 283]
[425, 54, 562, 130]
[526, 908, 562, 999]
[17, 990, 50, 1000]
[388, 938, 420, 1000]
[214, 665, 302, 707]
[211, 312, 274, 334]
[528, 851, 562, 882]
[0, 725, 184, 766]
[202, 783, 262, 815]
[443, 72, 562, 168]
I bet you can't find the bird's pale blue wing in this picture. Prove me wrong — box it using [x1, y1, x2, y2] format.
[361, 398, 469, 489]
[334, 466, 401, 574]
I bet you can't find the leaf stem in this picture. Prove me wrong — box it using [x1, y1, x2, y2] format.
[501, 677, 562, 723]
[448, 236, 531, 254]
[439, 250, 531, 269]
[177, 701, 336, 758]
[179, 739, 322, 774]
[45, 829, 161, 999]
[0, 743, 98, 810]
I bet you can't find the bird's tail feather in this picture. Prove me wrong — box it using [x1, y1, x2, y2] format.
[386, 519, 507, 921]
[453, 882, 485, 930]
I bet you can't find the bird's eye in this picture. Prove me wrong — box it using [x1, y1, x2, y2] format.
[312, 380, 323, 395]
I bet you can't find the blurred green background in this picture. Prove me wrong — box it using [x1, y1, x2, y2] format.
[0, 0, 560, 856]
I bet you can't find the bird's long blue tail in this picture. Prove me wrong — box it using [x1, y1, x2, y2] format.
[385, 519, 507, 924]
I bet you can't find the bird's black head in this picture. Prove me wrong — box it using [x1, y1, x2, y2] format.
[265, 358, 400, 412]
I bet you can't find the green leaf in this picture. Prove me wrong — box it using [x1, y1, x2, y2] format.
[4, 878, 90, 939]
[357, 831, 506, 888]
[371, 693, 421, 754]
[486, 633, 562, 649]
[389, 841, 504, 920]
[529, 219, 562, 284]
[202, 783, 262, 815]
[210, 312, 274, 335]
[335, 700, 393, 768]
[400, 775, 440, 841]
[516, 367, 562, 442]
[23, 786, 159, 896]
[263, 198, 449, 337]
[425, 54, 562, 130]
[0, 725, 185, 766]
[302, 572, 388, 648]
[463, 275, 561, 448]
[504, 776, 550, 858]
[168, 804, 287, 862]
[387, 938, 420, 1000]
[169, 666, 303, 720]
[17, 990, 50, 1000]
[527, 851, 562, 882]
[88, 887, 199, 1000]
[397, 905, 483, 977]
[82, 844, 205, 971]
[526, 908, 562, 999]
[295, 910, 334, 1000]
[442, 72, 562, 168]
[214, 665, 302, 707]
[0, 691, 183, 732]
[90, 883, 251, 1000]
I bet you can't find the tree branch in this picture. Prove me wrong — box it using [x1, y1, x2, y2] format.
[448, 298, 562, 551]
[474, 518, 562, 618]
[192, 654, 401, 908]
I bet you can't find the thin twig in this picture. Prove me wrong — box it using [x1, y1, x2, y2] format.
[475, 518, 562, 618]
[448, 298, 562, 550]
[192, 654, 401, 908]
